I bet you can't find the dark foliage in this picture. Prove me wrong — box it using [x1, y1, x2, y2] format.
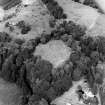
[49, 19, 56, 28]
[53, 75, 72, 96]
[0, 32, 11, 42]
[25, 58, 73, 103]
[16, 20, 26, 29]
[1, 18, 105, 105]
[71, 67, 82, 81]
[19, 96, 29, 105]
[77, 56, 91, 71]
[45, 87, 57, 101]
[41, 0, 67, 19]
[1, 55, 17, 82]
[63, 62, 73, 74]
[0, 43, 20, 71]
[80, 36, 94, 56]
[72, 0, 79, 2]
[85, 68, 95, 89]
[0, 48, 9, 68]
[16, 20, 31, 34]
[40, 33, 51, 44]
[91, 83, 98, 95]
[94, 68, 103, 85]
[31, 59, 53, 80]
[90, 51, 100, 65]
[5, 22, 14, 32]
[70, 51, 81, 64]
[83, 0, 98, 9]
[21, 25, 31, 34]
[59, 21, 86, 40]
[14, 38, 25, 45]
[32, 37, 41, 47]
[60, 34, 69, 42]
[97, 36, 105, 54]
[28, 94, 41, 103]
[25, 59, 53, 102]
[71, 25, 86, 40]
[48, 20, 86, 42]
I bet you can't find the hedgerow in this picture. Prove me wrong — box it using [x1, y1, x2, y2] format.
[41, 0, 67, 19]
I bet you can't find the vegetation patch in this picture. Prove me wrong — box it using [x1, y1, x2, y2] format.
[0, 16, 105, 105]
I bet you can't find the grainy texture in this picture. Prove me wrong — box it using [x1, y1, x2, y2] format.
[0, 78, 22, 105]
[0, 0, 52, 41]
[0, 0, 105, 105]
[34, 40, 71, 68]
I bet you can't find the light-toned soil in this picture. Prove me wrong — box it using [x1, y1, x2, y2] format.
[0, 0, 53, 41]
[34, 40, 71, 68]
[0, 78, 22, 105]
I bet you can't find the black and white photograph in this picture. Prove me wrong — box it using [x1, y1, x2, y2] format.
[0, 0, 104, 105]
